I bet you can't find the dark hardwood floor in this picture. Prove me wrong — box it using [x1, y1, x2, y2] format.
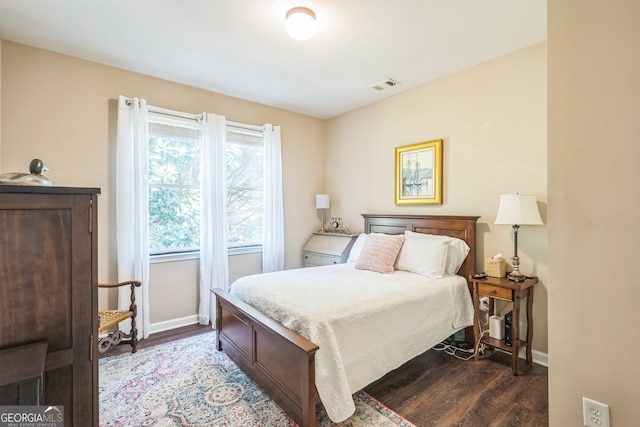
[364, 347, 549, 427]
[100, 325, 548, 426]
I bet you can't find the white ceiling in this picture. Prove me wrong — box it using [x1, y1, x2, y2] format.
[0, 0, 546, 119]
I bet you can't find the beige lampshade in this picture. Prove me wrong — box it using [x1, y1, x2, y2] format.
[316, 194, 330, 209]
[494, 194, 543, 225]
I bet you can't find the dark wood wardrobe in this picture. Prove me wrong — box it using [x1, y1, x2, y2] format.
[0, 185, 100, 426]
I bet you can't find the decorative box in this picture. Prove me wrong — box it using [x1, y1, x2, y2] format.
[484, 258, 506, 278]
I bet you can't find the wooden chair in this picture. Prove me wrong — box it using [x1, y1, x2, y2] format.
[98, 280, 142, 353]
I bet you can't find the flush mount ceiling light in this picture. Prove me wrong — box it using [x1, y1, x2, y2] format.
[285, 7, 316, 41]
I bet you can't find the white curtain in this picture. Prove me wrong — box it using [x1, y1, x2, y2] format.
[115, 95, 151, 339]
[199, 113, 229, 325]
[262, 124, 284, 273]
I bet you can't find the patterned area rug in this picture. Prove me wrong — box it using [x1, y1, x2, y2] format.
[99, 332, 416, 426]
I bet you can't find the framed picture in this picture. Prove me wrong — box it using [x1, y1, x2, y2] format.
[395, 139, 443, 205]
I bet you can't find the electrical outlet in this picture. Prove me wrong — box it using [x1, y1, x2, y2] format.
[583, 397, 610, 427]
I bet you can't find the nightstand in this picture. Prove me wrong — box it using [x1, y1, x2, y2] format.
[303, 233, 357, 267]
[470, 275, 537, 375]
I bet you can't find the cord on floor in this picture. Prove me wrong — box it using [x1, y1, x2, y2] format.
[433, 341, 475, 361]
[435, 317, 489, 361]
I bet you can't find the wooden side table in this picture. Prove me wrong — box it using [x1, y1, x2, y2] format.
[0, 341, 48, 405]
[470, 275, 537, 375]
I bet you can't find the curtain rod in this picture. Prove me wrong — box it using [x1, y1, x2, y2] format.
[124, 97, 266, 132]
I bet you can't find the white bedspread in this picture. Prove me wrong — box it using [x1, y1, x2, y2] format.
[229, 263, 474, 422]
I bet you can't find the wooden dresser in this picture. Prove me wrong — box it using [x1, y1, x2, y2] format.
[0, 185, 100, 426]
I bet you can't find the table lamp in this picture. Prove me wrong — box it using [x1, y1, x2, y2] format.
[494, 193, 543, 282]
[316, 194, 330, 233]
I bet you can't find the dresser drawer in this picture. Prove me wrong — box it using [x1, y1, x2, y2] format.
[304, 251, 341, 267]
[478, 283, 512, 300]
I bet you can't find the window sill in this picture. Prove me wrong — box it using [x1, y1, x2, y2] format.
[150, 252, 199, 264]
[150, 246, 262, 264]
[229, 245, 262, 256]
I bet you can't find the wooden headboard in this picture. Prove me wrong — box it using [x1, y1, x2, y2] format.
[362, 214, 480, 286]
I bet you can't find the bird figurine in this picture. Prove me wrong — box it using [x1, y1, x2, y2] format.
[0, 158, 52, 186]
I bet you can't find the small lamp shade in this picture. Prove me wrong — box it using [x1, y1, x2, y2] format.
[316, 194, 330, 209]
[494, 194, 543, 226]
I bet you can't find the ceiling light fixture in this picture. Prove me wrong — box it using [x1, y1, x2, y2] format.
[285, 7, 316, 41]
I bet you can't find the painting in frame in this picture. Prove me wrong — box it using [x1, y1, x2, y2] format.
[395, 139, 443, 205]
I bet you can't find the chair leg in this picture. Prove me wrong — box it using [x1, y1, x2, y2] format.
[129, 283, 139, 353]
[130, 314, 138, 353]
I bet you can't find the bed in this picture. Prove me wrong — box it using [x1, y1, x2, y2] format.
[212, 214, 479, 427]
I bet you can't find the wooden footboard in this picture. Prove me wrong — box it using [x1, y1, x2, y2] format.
[212, 214, 478, 427]
[212, 288, 319, 427]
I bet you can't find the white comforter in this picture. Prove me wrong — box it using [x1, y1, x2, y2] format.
[229, 263, 474, 422]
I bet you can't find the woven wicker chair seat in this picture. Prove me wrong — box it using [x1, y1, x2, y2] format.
[98, 310, 133, 332]
[97, 280, 141, 353]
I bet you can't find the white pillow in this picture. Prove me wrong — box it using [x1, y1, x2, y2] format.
[395, 237, 449, 278]
[347, 233, 368, 263]
[404, 230, 470, 275]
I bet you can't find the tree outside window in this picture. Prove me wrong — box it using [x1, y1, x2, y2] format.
[148, 117, 263, 255]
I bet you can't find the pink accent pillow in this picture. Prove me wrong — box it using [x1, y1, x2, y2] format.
[355, 234, 405, 274]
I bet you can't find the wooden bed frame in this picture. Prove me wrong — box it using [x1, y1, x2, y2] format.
[212, 214, 479, 427]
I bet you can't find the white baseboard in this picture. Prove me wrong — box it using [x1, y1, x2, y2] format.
[518, 347, 548, 367]
[494, 347, 548, 367]
[529, 349, 548, 367]
[149, 315, 199, 335]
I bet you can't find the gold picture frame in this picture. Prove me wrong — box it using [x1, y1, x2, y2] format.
[395, 139, 443, 205]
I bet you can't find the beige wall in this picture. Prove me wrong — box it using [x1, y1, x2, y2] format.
[326, 42, 548, 354]
[1, 41, 549, 352]
[0, 42, 2, 158]
[7, 5, 640, 421]
[1, 40, 550, 359]
[0, 41, 325, 324]
[548, 1, 640, 425]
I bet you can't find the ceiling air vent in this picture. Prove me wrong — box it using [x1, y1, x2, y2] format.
[371, 78, 401, 91]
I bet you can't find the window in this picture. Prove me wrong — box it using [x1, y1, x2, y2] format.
[147, 112, 264, 255]
[226, 125, 264, 248]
